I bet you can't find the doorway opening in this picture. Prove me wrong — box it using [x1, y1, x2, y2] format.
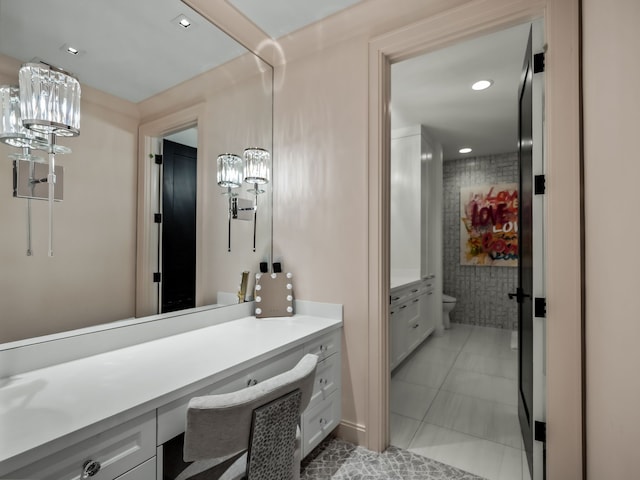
[387, 20, 545, 480]
[160, 129, 198, 313]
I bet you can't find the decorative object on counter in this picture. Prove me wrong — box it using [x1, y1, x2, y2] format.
[0, 63, 81, 257]
[237, 270, 250, 303]
[254, 272, 294, 318]
[216, 148, 270, 253]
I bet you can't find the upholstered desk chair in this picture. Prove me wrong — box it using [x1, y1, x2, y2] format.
[176, 354, 318, 480]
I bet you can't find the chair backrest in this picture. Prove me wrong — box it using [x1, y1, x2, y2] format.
[246, 389, 302, 479]
[183, 353, 318, 462]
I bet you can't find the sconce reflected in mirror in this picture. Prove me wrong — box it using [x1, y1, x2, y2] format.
[0, 62, 81, 257]
[217, 148, 270, 253]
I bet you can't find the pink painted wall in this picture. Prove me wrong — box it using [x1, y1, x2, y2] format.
[273, 36, 370, 437]
[0, 54, 139, 343]
[583, 0, 640, 476]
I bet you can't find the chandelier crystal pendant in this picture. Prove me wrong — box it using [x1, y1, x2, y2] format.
[243, 148, 270, 252]
[216, 148, 270, 253]
[217, 153, 243, 252]
[0, 62, 81, 257]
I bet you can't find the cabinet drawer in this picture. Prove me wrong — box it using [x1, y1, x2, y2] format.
[302, 390, 341, 458]
[114, 457, 155, 480]
[304, 329, 340, 361]
[241, 347, 304, 388]
[8, 412, 155, 480]
[307, 351, 341, 411]
[157, 347, 304, 444]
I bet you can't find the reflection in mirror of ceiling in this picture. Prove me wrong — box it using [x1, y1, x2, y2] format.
[391, 22, 532, 161]
[228, 0, 364, 39]
[0, 0, 248, 103]
[165, 128, 198, 149]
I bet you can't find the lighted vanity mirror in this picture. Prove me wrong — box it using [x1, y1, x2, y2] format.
[0, 0, 273, 343]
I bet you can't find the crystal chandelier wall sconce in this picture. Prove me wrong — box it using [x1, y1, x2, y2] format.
[217, 147, 270, 252]
[0, 63, 81, 257]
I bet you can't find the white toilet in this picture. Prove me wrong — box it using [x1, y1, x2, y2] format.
[442, 294, 457, 329]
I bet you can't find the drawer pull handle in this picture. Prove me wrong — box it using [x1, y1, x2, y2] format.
[413, 324, 419, 329]
[411, 289, 418, 293]
[319, 418, 326, 425]
[82, 460, 101, 479]
[319, 345, 329, 353]
[247, 378, 259, 387]
[391, 296, 400, 301]
[400, 305, 407, 309]
[413, 299, 419, 303]
[319, 378, 328, 385]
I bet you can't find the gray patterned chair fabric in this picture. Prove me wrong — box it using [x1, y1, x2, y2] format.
[177, 353, 318, 480]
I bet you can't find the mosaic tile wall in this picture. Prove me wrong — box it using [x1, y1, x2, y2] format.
[443, 152, 518, 330]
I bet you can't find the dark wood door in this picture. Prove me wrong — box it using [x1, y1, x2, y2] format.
[161, 139, 197, 313]
[517, 28, 534, 476]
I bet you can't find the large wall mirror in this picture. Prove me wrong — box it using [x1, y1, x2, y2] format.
[0, 0, 273, 343]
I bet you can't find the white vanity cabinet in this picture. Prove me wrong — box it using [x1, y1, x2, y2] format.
[0, 307, 343, 480]
[6, 412, 156, 480]
[301, 329, 342, 457]
[390, 278, 437, 371]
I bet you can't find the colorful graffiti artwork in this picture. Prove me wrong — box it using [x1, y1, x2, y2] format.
[460, 184, 518, 267]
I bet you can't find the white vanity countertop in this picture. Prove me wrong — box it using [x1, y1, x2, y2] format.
[0, 314, 342, 473]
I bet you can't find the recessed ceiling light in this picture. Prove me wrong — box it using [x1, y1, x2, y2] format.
[59, 44, 84, 57]
[172, 14, 194, 29]
[471, 80, 493, 91]
[459, 147, 472, 154]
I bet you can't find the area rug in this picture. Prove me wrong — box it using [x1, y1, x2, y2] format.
[300, 437, 485, 480]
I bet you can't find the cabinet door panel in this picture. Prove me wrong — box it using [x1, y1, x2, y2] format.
[8, 413, 155, 480]
[302, 390, 341, 457]
[114, 457, 155, 480]
[304, 330, 340, 361]
[307, 352, 341, 410]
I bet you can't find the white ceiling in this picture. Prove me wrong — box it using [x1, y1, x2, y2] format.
[392, 22, 534, 161]
[227, 0, 365, 39]
[0, 1, 537, 159]
[0, 0, 247, 103]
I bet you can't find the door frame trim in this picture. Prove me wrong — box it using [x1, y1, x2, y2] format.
[366, 0, 583, 478]
[136, 104, 206, 317]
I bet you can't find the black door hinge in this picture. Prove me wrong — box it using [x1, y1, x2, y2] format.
[154, 154, 163, 165]
[535, 297, 547, 318]
[535, 175, 546, 195]
[153, 272, 161, 283]
[535, 420, 547, 443]
[534, 52, 545, 74]
[154, 213, 162, 223]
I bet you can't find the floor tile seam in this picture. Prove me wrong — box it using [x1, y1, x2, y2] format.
[388, 412, 424, 452]
[455, 346, 517, 358]
[436, 385, 519, 409]
[395, 377, 446, 390]
[447, 364, 518, 382]
[415, 421, 522, 454]
[390, 376, 442, 393]
[444, 366, 519, 385]
[420, 416, 525, 451]
[419, 339, 469, 423]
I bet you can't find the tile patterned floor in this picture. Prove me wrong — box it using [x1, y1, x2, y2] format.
[301, 437, 484, 480]
[390, 323, 532, 480]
